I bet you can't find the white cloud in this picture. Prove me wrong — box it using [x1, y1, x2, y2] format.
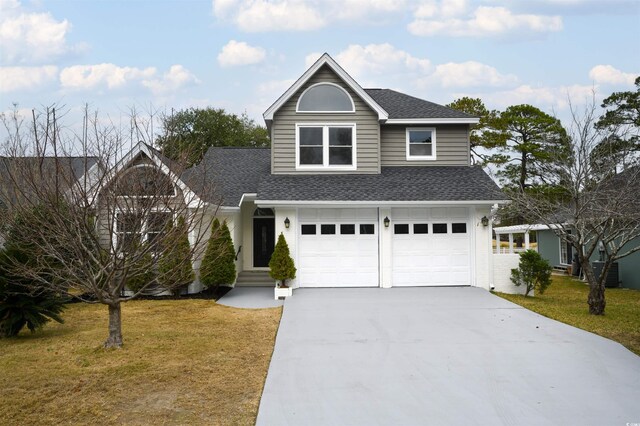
[257, 78, 296, 96]
[408, 4, 562, 37]
[229, 0, 325, 32]
[0, 66, 58, 93]
[0, 0, 84, 64]
[142, 65, 200, 96]
[329, 44, 431, 81]
[589, 65, 637, 86]
[330, 0, 406, 20]
[428, 61, 518, 88]
[60, 64, 156, 90]
[212, 0, 408, 31]
[477, 83, 596, 110]
[217, 40, 266, 67]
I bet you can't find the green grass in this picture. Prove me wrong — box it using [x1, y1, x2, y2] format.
[497, 275, 640, 355]
[0, 299, 282, 425]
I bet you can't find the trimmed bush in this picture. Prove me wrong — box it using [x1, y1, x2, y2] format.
[158, 216, 195, 295]
[126, 248, 157, 293]
[510, 249, 553, 297]
[200, 218, 236, 289]
[269, 233, 296, 288]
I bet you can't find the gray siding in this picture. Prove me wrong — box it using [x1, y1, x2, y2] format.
[537, 229, 560, 266]
[272, 65, 380, 174]
[380, 124, 470, 166]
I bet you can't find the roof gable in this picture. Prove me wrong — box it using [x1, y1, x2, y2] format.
[263, 53, 388, 122]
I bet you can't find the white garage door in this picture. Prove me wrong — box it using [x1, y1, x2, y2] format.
[392, 207, 471, 287]
[298, 208, 379, 287]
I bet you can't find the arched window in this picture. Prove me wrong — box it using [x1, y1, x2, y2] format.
[297, 83, 355, 113]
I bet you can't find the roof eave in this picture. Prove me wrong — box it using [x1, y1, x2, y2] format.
[384, 118, 480, 125]
[255, 199, 509, 207]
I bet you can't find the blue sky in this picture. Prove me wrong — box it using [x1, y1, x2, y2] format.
[1, 0, 639, 134]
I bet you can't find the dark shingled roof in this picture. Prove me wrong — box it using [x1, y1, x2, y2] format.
[186, 148, 504, 206]
[183, 147, 271, 207]
[365, 89, 475, 120]
[256, 166, 505, 202]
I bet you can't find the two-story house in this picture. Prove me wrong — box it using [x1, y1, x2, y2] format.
[175, 53, 505, 291]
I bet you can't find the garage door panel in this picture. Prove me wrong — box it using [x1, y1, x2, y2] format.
[391, 207, 471, 287]
[298, 208, 379, 288]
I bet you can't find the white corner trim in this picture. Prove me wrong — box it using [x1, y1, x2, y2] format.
[385, 118, 480, 124]
[406, 127, 437, 161]
[295, 82, 355, 113]
[263, 53, 388, 121]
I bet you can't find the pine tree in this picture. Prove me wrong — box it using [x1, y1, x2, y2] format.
[158, 216, 194, 295]
[126, 248, 157, 293]
[269, 233, 296, 288]
[200, 219, 236, 289]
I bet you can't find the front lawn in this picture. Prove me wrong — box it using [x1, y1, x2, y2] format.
[497, 275, 640, 356]
[0, 300, 282, 425]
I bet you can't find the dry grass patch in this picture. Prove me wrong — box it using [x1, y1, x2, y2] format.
[0, 299, 282, 425]
[497, 275, 640, 355]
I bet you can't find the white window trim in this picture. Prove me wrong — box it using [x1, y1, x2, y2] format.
[406, 127, 437, 161]
[296, 82, 356, 114]
[295, 123, 357, 171]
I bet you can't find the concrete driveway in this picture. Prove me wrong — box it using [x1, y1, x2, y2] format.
[257, 287, 640, 426]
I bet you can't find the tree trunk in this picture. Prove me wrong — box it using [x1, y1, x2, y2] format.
[582, 262, 606, 315]
[104, 302, 123, 348]
[588, 284, 606, 315]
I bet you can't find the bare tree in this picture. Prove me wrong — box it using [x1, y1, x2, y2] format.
[510, 95, 640, 315]
[0, 105, 217, 347]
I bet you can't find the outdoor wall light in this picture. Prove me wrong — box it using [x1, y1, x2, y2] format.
[383, 216, 390, 228]
[481, 216, 489, 227]
[284, 217, 290, 229]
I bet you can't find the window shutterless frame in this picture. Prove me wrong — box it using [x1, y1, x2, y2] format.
[406, 127, 436, 161]
[295, 123, 357, 171]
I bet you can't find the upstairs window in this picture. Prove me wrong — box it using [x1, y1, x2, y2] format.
[297, 124, 356, 169]
[297, 83, 355, 113]
[406, 128, 436, 161]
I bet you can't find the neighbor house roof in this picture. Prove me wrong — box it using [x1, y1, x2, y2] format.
[0, 156, 98, 206]
[364, 89, 477, 122]
[256, 166, 506, 205]
[183, 147, 271, 207]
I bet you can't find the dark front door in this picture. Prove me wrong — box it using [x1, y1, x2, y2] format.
[253, 217, 275, 267]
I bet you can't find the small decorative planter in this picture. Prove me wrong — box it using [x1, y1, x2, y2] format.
[274, 286, 292, 300]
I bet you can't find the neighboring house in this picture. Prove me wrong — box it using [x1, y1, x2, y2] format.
[494, 167, 640, 290]
[0, 156, 98, 248]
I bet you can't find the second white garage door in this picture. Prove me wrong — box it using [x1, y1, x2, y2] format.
[392, 207, 471, 287]
[298, 208, 379, 287]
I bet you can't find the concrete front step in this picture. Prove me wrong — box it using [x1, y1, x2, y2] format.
[236, 271, 275, 287]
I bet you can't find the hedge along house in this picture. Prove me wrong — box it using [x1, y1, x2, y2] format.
[180, 53, 520, 293]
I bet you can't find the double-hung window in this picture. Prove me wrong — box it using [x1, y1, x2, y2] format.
[406, 127, 436, 160]
[297, 124, 356, 169]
